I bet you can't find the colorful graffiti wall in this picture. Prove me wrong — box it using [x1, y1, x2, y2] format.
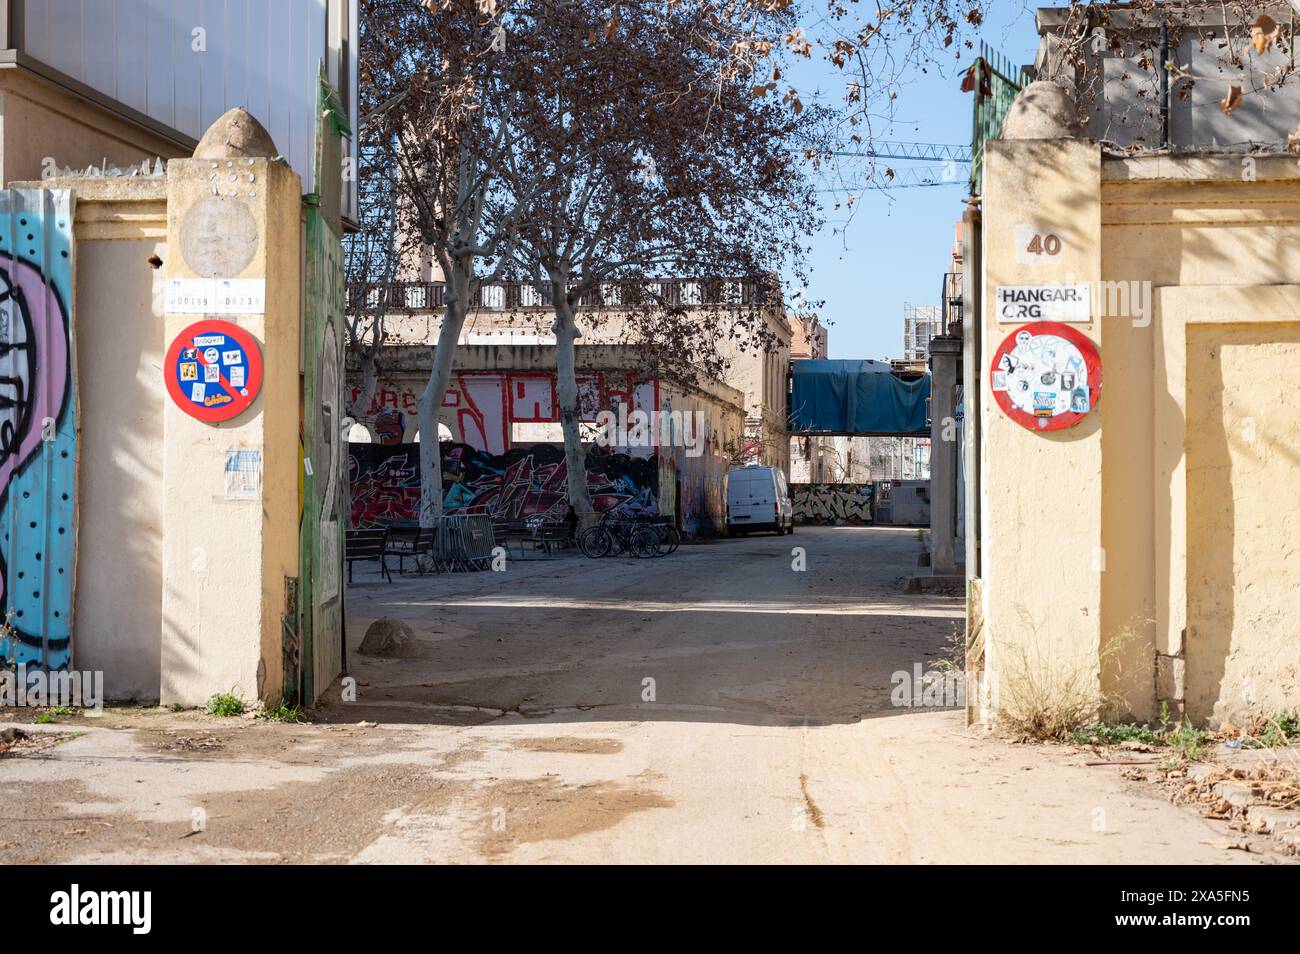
[349, 441, 658, 527]
[0, 189, 76, 671]
[792, 483, 874, 526]
[349, 369, 659, 455]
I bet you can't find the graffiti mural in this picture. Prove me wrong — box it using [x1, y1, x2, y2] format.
[0, 189, 76, 671]
[349, 370, 659, 454]
[348, 444, 420, 527]
[349, 441, 658, 528]
[792, 483, 874, 526]
[373, 408, 404, 445]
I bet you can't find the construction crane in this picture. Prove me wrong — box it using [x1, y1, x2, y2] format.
[807, 139, 972, 192]
[824, 140, 973, 163]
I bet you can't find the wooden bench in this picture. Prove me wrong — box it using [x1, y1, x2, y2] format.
[384, 526, 440, 575]
[492, 518, 574, 558]
[346, 528, 392, 583]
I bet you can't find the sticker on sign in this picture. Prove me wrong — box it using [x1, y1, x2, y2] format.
[996, 283, 1091, 323]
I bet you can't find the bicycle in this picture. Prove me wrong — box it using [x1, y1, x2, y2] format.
[579, 511, 663, 558]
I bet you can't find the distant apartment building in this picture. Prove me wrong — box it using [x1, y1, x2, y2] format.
[790, 314, 827, 361]
[903, 302, 943, 360]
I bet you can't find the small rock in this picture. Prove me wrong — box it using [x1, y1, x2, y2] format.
[1212, 780, 1254, 809]
[357, 618, 419, 658]
[0, 727, 28, 744]
[1245, 806, 1299, 834]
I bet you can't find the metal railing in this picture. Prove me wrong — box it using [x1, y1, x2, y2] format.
[347, 277, 774, 313]
[969, 42, 1029, 197]
[941, 271, 963, 334]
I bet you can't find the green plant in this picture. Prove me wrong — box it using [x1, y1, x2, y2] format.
[169, 703, 186, 713]
[0, 608, 17, 670]
[205, 692, 245, 717]
[1244, 711, 1300, 749]
[33, 711, 54, 724]
[47, 706, 75, 716]
[1072, 719, 1212, 761]
[260, 702, 304, 723]
[1165, 721, 1212, 761]
[1071, 722, 1160, 746]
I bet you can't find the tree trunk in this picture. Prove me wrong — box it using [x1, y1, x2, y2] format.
[348, 349, 379, 422]
[417, 275, 468, 529]
[551, 285, 595, 527]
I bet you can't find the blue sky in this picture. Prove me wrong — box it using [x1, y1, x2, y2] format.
[788, 3, 1041, 359]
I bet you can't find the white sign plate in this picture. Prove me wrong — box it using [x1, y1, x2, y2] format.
[167, 278, 266, 315]
[995, 283, 1091, 324]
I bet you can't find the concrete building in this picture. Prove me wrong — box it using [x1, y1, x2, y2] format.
[350, 277, 794, 474]
[347, 341, 745, 537]
[903, 303, 942, 360]
[965, 4, 1300, 728]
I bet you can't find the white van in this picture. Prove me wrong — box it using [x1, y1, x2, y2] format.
[726, 465, 794, 535]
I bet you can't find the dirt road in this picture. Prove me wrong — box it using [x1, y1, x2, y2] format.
[0, 527, 1280, 863]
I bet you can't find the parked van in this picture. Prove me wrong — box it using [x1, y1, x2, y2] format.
[726, 465, 794, 535]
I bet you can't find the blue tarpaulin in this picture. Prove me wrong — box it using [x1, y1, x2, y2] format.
[790, 360, 930, 435]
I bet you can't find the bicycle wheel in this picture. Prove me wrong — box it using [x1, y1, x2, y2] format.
[658, 524, 681, 556]
[579, 526, 611, 558]
[629, 526, 660, 559]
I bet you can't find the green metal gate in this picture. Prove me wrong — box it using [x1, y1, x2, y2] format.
[969, 42, 1028, 197]
[298, 71, 351, 703]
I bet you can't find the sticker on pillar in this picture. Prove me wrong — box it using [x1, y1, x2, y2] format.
[990, 322, 1101, 431]
[165, 319, 264, 423]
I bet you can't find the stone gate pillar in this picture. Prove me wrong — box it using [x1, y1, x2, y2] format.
[159, 109, 301, 706]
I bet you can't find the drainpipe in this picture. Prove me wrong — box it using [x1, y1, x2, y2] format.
[1159, 20, 1170, 148]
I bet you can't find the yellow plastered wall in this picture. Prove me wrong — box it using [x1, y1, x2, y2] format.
[981, 146, 1300, 727]
[980, 140, 1105, 724]
[1186, 319, 1300, 722]
[160, 157, 301, 707]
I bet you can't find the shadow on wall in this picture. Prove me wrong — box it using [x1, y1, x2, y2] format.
[1185, 322, 1300, 726]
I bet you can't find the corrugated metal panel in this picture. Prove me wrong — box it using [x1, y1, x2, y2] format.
[0, 187, 76, 672]
[18, 0, 355, 214]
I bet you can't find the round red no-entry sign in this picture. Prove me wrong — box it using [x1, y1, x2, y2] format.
[164, 319, 264, 423]
[990, 322, 1101, 432]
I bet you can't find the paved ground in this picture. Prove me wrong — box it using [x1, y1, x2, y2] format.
[0, 526, 1286, 863]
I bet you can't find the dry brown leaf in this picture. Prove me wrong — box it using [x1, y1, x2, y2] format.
[1251, 15, 1281, 54]
[1222, 85, 1244, 114]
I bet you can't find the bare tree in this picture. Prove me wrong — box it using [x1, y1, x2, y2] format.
[362, 0, 563, 526]
[343, 103, 400, 424]
[491, 0, 819, 522]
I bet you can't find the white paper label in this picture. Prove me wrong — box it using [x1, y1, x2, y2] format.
[167, 278, 266, 315]
[995, 283, 1091, 324]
